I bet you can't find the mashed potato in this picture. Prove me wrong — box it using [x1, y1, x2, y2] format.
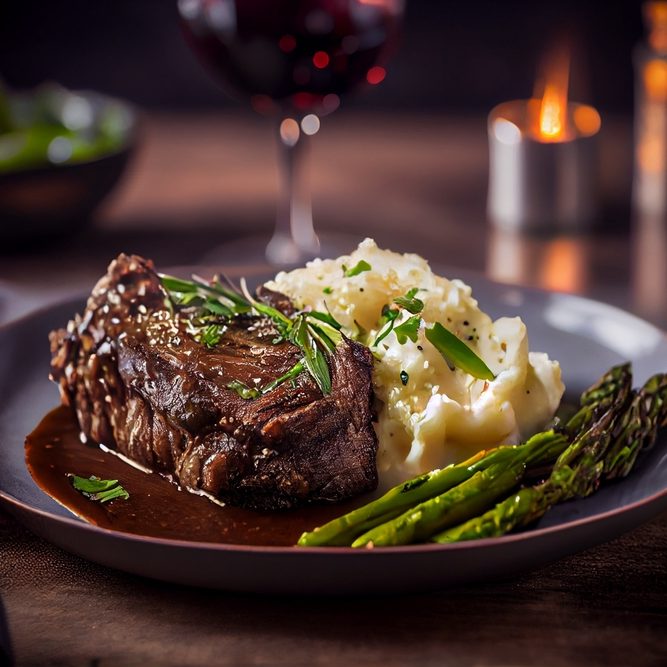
[267, 239, 564, 487]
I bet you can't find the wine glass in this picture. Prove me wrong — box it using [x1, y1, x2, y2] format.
[178, 0, 404, 266]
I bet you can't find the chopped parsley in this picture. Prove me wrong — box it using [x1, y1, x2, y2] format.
[394, 315, 421, 344]
[393, 288, 424, 314]
[68, 475, 129, 503]
[197, 323, 223, 348]
[343, 260, 372, 277]
[322, 286, 333, 294]
[372, 288, 424, 347]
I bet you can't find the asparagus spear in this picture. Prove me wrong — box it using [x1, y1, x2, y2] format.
[604, 374, 667, 480]
[351, 460, 526, 548]
[297, 430, 566, 547]
[434, 372, 665, 544]
[563, 363, 632, 438]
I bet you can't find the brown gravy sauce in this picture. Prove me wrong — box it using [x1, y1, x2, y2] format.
[25, 406, 366, 546]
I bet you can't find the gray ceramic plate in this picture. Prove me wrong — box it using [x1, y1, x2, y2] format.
[1, 275, 666, 594]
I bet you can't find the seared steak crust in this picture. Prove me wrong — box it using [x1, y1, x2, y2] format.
[49, 254, 378, 510]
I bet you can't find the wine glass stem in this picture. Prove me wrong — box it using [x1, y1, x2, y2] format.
[266, 119, 320, 265]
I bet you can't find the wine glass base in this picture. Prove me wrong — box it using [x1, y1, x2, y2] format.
[200, 231, 366, 271]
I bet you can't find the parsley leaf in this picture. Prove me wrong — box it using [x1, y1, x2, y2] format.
[322, 286, 333, 294]
[68, 475, 129, 503]
[393, 288, 424, 314]
[394, 315, 421, 344]
[343, 260, 372, 277]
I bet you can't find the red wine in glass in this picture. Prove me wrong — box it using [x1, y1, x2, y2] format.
[178, 0, 404, 264]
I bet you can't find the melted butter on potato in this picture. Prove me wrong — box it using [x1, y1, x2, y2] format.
[268, 239, 564, 488]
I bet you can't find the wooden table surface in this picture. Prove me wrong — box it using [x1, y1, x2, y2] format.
[0, 112, 666, 666]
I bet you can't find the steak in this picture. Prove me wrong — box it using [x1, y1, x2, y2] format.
[49, 254, 378, 510]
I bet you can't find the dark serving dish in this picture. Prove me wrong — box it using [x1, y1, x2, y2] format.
[0, 85, 137, 245]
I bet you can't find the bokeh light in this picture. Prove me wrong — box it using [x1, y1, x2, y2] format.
[278, 34, 296, 53]
[312, 51, 330, 69]
[366, 66, 386, 85]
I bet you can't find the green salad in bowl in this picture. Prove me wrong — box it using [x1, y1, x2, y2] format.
[0, 82, 136, 243]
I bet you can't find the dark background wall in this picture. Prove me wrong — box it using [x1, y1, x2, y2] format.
[0, 0, 645, 113]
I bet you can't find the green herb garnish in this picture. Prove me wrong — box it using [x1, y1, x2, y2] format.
[343, 260, 372, 277]
[369, 284, 494, 381]
[160, 274, 251, 316]
[260, 360, 305, 395]
[197, 323, 223, 348]
[291, 315, 332, 394]
[372, 288, 426, 347]
[373, 306, 400, 346]
[161, 275, 343, 397]
[394, 315, 421, 344]
[68, 475, 129, 503]
[393, 288, 424, 314]
[226, 379, 261, 399]
[227, 361, 307, 400]
[425, 322, 495, 381]
[322, 286, 333, 294]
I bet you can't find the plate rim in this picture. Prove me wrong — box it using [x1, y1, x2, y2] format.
[2, 469, 667, 556]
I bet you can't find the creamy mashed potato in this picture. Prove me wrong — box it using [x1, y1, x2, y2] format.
[267, 239, 564, 487]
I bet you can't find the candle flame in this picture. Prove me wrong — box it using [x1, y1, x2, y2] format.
[539, 83, 567, 140]
[536, 48, 570, 142]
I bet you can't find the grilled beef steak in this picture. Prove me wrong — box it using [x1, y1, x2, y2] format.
[49, 254, 378, 510]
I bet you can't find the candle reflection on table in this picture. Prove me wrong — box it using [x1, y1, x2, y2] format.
[633, 210, 667, 326]
[486, 228, 590, 295]
[631, 2, 667, 327]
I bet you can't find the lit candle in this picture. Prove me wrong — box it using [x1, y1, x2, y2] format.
[487, 52, 602, 232]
